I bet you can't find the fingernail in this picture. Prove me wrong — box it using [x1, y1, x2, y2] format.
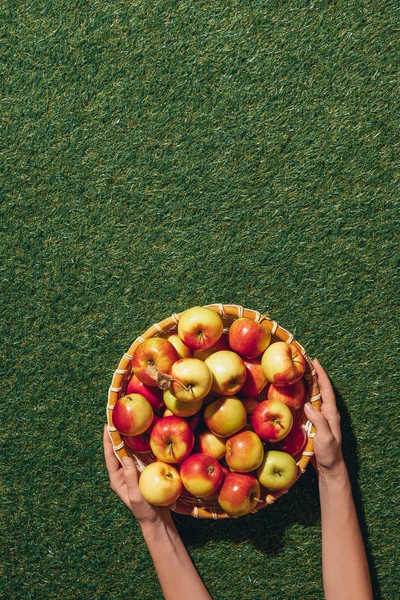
[122, 457, 133, 468]
[304, 402, 315, 414]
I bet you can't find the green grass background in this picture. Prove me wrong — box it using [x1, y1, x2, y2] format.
[1, 1, 399, 598]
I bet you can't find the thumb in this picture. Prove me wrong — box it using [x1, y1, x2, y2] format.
[122, 456, 140, 494]
[304, 402, 332, 437]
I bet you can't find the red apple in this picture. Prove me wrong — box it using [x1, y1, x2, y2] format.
[257, 450, 298, 491]
[228, 317, 271, 359]
[126, 373, 164, 411]
[241, 397, 261, 420]
[274, 420, 307, 456]
[150, 416, 195, 463]
[193, 333, 230, 361]
[204, 396, 247, 438]
[139, 462, 183, 506]
[112, 393, 154, 436]
[180, 453, 224, 497]
[266, 378, 308, 410]
[225, 430, 264, 473]
[261, 341, 306, 386]
[217, 472, 261, 517]
[205, 350, 247, 396]
[164, 333, 193, 359]
[196, 429, 227, 460]
[169, 358, 213, 402]
[177, 306, 224, 351]
[124, 414, 160, 453]
[239, 358, 268, 397]
[132, 337, 179, 386]
[163, 408, 202, 431]
[251, 398, 293, 442]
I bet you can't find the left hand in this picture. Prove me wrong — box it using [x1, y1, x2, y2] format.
[103, 425, 173, 527]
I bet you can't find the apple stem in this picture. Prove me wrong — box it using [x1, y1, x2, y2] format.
[168, 442, 174, 457]
[253, 497, 263, 503]
[146, 365, 192, 392]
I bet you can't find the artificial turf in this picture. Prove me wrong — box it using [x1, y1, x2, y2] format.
[1, 1, 399, 598]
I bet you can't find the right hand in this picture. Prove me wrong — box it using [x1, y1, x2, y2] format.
[304, 359, 345, 475]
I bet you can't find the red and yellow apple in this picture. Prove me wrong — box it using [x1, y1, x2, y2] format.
[177, 306, 223, 351]
[126, 373, 164, 411]
[217, 472, 261, 517]
[112, 393, 154, 436]
[169, 358, 213, 402]
[251, 398, 293, 442]
[150, 416, 195, 463]
[274, 420, 307, 456]
[225, 430, 264, 473]
[204, 396, 247, 438]
[193, 333, 230, 361]
[163, 388, 203, 417]
[266, 378, 307, 410]
[261, 341, 306, 386]
[240, 358, 268, 397]
[132, 337, 179, 386]
[180, 453, 224, 497]
[139, 461, 183, 506]
[205, 350, 247, 396]
[228, 317, 271, 359]
[164, 333, 193, 359]
[196, 429, 226, 460]
[124, 414, 160, 453]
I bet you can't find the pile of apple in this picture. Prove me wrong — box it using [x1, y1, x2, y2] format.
[112, 306, 309, 517]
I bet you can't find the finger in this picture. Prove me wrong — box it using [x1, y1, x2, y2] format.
[103, 425, 121, 477]
[121, 456, 141, 503]
[312, 359, 341, 441]
[312, 359, 336, 407]
[304, 401, 333, 439]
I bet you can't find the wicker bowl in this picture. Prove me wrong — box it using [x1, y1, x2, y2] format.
[107, 304, 321, 519]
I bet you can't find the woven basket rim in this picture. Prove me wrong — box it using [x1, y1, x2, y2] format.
[107, 303, 321, 519]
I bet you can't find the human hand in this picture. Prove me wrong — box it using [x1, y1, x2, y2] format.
[304, 359, 345, 476]
[103, 425, 173, 527]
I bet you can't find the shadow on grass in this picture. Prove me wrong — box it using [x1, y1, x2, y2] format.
[174, 384, 381, 599]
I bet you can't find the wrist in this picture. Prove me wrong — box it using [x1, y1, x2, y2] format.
[318, 461, 350, 491]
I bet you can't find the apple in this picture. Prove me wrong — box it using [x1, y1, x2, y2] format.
[177, 306, 224, 351]
[266, 378, 308, 410]
[241, 397, 261, 420]
[205, 350, 247, 396]
[239, 358, 268, 397]
[124, 414, 160, 453]
[193, 333, 230, 361]
[204, 396, 247, 438]
[132, 337, 179, 386]
[251, 398, 293, 442]
[126, 373, 164, 411]
[225, 430, 265, 473]
[196, 429, 226, 460]
[150, 416, 195, 463]
[163, 388, 203, 417]
[169, 358, 213, 402]
[228, 317, 271, 359]
[164, 333, 193, 359]
[180, 453, 224, 497]
[257, 450, 298, 491]
[139, 461, 183, 506]
[261, 341, 306, 386]
[112, 393, 154, 436]
[274, 420, 307, 456]
[217, 472, 261, 517]
[163, 408, 201, 431]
